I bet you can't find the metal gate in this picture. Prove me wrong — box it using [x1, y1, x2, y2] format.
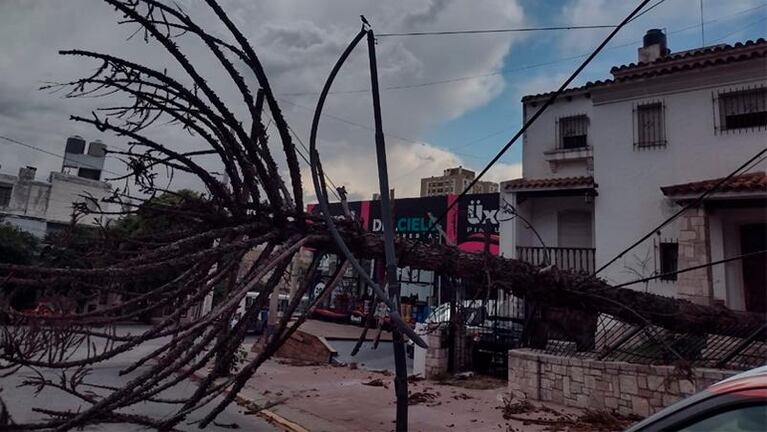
[443, 277, 525, 378]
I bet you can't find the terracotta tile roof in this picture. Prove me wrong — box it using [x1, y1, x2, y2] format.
[521, 38, 766, 103]
[520, 81, 607, 102]
[660, 172, 767, 196]
[611, 38, 767, 81]
[504, 175, 595, 191]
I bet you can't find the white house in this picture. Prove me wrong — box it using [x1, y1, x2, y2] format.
[500, 31, 766, 314]
[0, 136, 116, 237]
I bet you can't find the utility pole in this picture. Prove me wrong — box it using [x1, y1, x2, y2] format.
[366, 26, 409, 432]
[699, 0, 705, 47]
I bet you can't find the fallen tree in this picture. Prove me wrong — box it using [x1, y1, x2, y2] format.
[0, 0, 763, 431]
[5, 222, 764, 340]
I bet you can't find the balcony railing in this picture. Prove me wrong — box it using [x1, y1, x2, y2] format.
[516, 246, 595, 274]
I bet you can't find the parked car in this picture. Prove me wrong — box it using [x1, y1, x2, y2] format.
[19, 303, 61, 317]
[236, 292, 309, 334]
[419, 300, 523, 348]
[626, 365, 766, 431]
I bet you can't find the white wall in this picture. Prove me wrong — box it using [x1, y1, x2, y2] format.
[500, 93, 595, 258]
[499, 191, 522, 258]
[46, 172, 114, 225]
[528, 196, 593, 248]
[499, 191, 593, 258]
[503, 54, 765, 302]
[522, 93, 593, 179]
[591, 66, 767, 292]
[0, 173, 50, 218]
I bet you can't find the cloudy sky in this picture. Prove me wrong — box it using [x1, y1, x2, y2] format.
[0, 0, 765, 202]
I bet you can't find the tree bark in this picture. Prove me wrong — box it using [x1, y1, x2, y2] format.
[313, 228, 766, 341]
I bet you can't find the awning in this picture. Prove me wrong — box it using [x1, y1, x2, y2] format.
[503, 175, 596, 193]
[660, 172, 766, 200]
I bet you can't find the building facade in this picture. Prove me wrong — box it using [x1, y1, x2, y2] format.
[420, 166, 499, 197]
[500, 32, 766, 313]
[308, 192, 500, 306]
[0, 137, 116, 237]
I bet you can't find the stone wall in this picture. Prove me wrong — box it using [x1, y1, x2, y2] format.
[424, 324, 449, 379]
[676, 207, 712, 305]
[508, 349, 737, 417]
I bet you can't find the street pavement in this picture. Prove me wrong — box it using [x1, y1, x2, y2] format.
[330, 339, 413, 373]
[230, 355, 587, 432]
[1, 325, 277, 431]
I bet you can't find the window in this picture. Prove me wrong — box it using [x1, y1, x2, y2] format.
[635, 102, 666, 148]
[659, 241, 678, 281]
[677, 403, 766, 431]
[78, 168, 102, 180]
[716, 86, 767, 132]
[0, 184, 11, 207]
[557, 115, 589, 149]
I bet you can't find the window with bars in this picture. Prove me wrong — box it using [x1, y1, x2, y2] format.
[717, 86, 767, 131]
[557, 115, 589, 149]
[0, 185, 12, 208]
[659, 241, 679, 281]
[634, 102, 666, 148]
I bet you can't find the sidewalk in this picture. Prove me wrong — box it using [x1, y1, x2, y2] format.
[229, 321, 639, 431]
[234, 358, 588, 432]
[297, 319, 393, 342]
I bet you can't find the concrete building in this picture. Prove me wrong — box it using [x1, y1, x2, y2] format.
[500, 32, 766, 313]
[0, 136, 116, 237]
[420, 166, 499, 197]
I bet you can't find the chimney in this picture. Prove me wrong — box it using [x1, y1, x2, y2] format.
[638, 29, 669, 63]
[18, 166, 37, 181]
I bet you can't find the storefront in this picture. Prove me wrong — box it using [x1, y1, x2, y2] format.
[306, 193, 500, 325]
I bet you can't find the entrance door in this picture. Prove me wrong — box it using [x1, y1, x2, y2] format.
[740, 223, 766, 314]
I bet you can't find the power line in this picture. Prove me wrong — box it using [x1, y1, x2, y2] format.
[700, 0, 706, 47]
[613, 249, 767, 289]
[276, 96, 422, 145]
[278, 3, 764, 190]
[0, 134, 68, 161]
[0, 134, 123, 177]
[277, 96, 510, 181]
[628, 0, 669, 23]
[377, 2, 671, 38]
[377, 24, 617, 38]
[284, 124, 343, 202]
[594, 146, 767, 276]
[276, 3, 765, 98]
[712, 16, 767, 44]
[407, 0, 658, 259]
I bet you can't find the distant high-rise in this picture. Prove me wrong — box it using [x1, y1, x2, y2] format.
[420, 166, 498, 197]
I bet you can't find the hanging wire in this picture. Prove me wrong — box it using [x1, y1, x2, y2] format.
[306, 28, 427, 348]
[398, 0, 658, 263]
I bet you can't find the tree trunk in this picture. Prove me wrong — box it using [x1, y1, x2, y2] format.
[307, 228, 766, 341]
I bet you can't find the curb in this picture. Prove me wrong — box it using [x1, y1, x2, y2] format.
[253, 406, 310, 432]
[155, 356, 312, 432]
[183, 366, 310, 432]
[233, 394, 310, 432]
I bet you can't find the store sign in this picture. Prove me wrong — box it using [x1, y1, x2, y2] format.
[368, 196, 445, 241]
[457, 193, 499, 243]
[307, 192, 499, 254]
